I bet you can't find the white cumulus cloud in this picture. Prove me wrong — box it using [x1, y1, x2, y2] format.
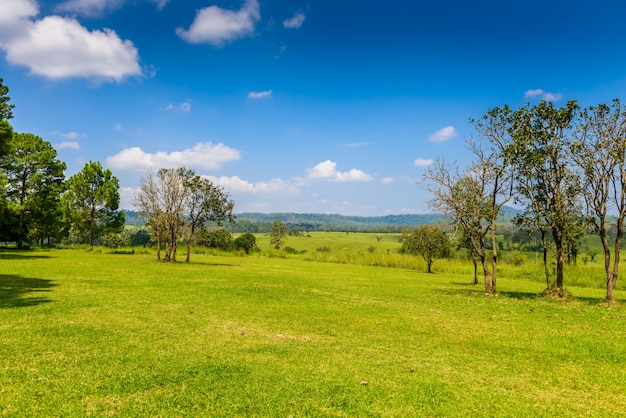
[0, 1, 142, 82]
[414, 157, 433, 167]
[428, 126, 458, 143]
[248, 90, 272, 99]
[106, 142, 241, 171]
[283, 11, 305, 29]
[525, 89, 562, 102]
[176, 0, 260, 46]
[307, 160, 373, 182]
[203, 175, 300, 194]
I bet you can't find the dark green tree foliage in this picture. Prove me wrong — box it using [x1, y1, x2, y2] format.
[402, 225, 450, 273]
[203, 229, 233, 251]
[233, 233, 257, 254]
[63, 161, 124, 250]
[270, 219, 288, 249]
[0, 78, 15, 157]
[2, 132, 66, 248]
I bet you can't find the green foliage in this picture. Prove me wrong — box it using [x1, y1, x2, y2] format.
[203, 229, 233, 251]
[269, 219, 287, 249]
[129, 229, 151, 247]
[402, 225, 450, 273]
[102, 232, 131, 248]
[62, 161, 124, 250]
[233, 232, 257, 254]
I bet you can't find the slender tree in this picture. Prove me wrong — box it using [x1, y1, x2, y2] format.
[63, 161, 124, 250]
[574, 99, 626, 302]
[509, 100, 582, 292]
[270, 220, 287, 249]
[182, 170, 235, 262]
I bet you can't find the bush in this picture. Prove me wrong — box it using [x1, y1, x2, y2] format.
[102, 232, 131, 249]
[203, 229, 233, 251]
[233, 233, 257, 254]
[284, 246, 298, 254]
[316, 246, 331, 253]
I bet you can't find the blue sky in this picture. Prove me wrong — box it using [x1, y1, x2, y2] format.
[2, 0, 626, 215]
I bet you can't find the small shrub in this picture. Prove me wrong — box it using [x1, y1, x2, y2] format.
[316, 246, 331, 253]
[284, 246, 298, 254]
[367, 246, 376, 253]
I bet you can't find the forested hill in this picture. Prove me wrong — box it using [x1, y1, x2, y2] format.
[123, 210, 443, 232]
[233, 212, 443, 232]
[124, 207, 521, 232]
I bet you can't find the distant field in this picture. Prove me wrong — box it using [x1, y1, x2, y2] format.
[1, 246, 625, 416]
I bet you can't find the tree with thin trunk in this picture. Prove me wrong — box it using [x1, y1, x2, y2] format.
[270, 220, 287, 249]
[573, 99, 626, 302]
[402, 225, 450, 273]
[182, 171, 235, 263]
[425, 159, 493, 293]
[509, 100, 582, 293]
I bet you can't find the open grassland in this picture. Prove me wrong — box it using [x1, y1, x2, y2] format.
[1, 247, 626, 416]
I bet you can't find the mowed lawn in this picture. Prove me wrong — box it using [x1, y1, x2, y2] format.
[1, 249, 625, 416]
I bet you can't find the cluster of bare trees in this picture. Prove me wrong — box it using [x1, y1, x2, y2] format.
[425, 99, 626, 302]
[134, 167, 235, 263]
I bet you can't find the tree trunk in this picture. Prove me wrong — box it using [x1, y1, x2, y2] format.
[480, 253, 491, 294]
[540, 229, 551, 289]
[472, 254, 478, 285]
[490, 220, 498, 294]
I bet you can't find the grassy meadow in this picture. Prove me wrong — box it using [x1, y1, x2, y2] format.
[1, 233, 626, 416]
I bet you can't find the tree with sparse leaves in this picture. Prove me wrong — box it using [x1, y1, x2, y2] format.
[270, 220, 287, 249]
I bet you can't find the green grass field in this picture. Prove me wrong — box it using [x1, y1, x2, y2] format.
[1, 242, 626, 416]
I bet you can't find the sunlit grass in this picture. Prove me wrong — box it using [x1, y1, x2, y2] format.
[1, 247, 625, 416]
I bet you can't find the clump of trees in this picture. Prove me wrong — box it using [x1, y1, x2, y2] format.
[426, 99, 626, 302]
[0, 78, 125, 248]
[134, 167, 235, 262]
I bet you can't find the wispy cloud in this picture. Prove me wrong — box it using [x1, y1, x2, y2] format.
[176, 0, 260, 46]
[525, 89, 562, 102]
[283, 11, 305, 29]
[248, 90, 272, 99]
[381, 177, 395, 184]
[428, 126, 458, 143]
[414, 157, 433, 167]
[0, 1, 142, 82]
[165, 102, 191, 112]
[344, 142, 371, 148]
[307, 160, 373, 182]
[55, 0, 170, 17]
[57, 141, 80, 150]
[106, 142, 241, 171]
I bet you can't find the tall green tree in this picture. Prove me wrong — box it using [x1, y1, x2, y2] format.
[509, 100, 582, 292]
[2, 132, 65, 248]
[573, 99, 626, 302]
[63, 161, 124, 250]
[270, 220, 287, 249]
[402, 225, 450, 273]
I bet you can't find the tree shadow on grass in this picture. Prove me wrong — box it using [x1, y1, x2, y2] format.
[447, 283, 611, 304]
[0, 252, 53, 260]
[0, 274, 56, 308]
